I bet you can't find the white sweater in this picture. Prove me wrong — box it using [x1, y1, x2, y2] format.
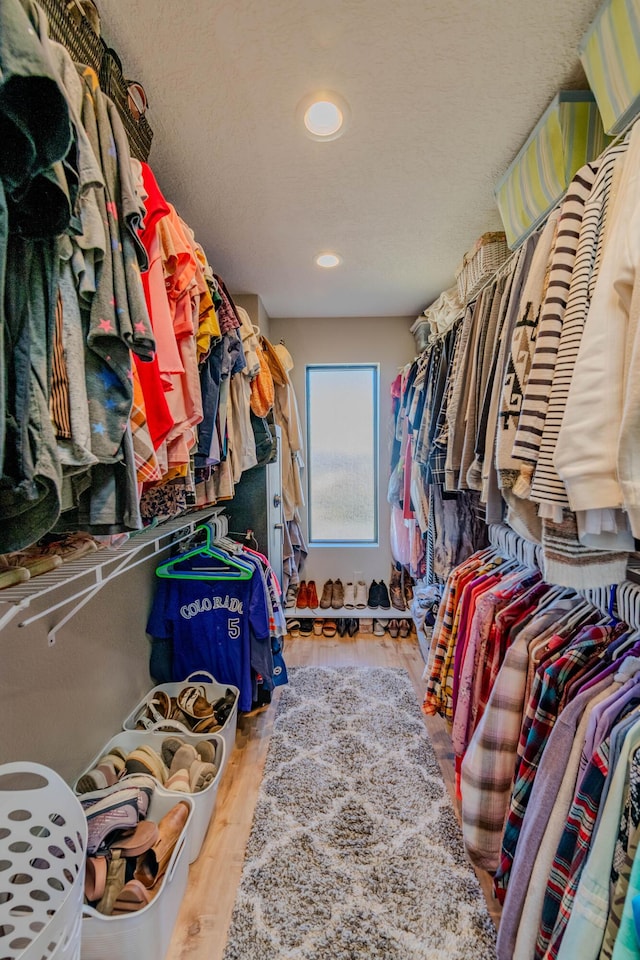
[554, 120, 640, 535]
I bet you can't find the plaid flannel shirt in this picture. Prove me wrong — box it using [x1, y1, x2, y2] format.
[460, 601, 578, 872]
[494, 625, 613, 900]
[536, 739, 610, 959]
[600, 747, 640, 959]
[557, 719, 640, 960]
[424, 552, 490, 717]
[451, 570, 539, 756]
[541, 693, 640, 959]
[470, 577, 547, 738]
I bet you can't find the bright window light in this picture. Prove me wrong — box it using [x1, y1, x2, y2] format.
[306, 364, 379, 545]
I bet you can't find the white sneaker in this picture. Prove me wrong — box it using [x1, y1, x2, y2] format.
[344, 582, 355, 608]
[355, 581, 368, 609]
[373, 619, 386, 636]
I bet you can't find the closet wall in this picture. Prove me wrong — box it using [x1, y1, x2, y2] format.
[234, 293, 272, 340]
[0, 554, 168, 782]
[269, 315, 415, 584]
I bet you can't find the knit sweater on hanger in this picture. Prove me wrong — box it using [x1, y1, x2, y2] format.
[529, 138, 629, 510]
[555, 120, 640, 536]
[511, 162, 599, 486]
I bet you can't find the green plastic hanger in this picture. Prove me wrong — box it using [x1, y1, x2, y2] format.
[156, 524, 254, 581]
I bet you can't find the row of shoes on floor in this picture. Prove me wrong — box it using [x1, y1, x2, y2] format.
[82, 774, 188, 915]
[288, 617, 413, 638]
[289, 568, 413, 611]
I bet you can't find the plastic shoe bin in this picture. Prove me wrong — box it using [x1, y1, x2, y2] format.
[81, 786, 193, 960]
[0, 761, 88, 960]
[122, 672, 239, 771]
[73, 731, 225, 863]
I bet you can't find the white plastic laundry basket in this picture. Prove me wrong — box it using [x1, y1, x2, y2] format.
[81, 787, 193, 960]
[122, 671, 238, 769]
[73, 732, 224, 862]
[0, 762, 87, 960]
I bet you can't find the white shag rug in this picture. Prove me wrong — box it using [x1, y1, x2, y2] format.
[222, 665, 497, 960]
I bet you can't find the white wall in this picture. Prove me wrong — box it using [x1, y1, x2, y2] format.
[269, 315, 415, 589]
[233, 293, 271, 340]
[0, 554, 161, 782]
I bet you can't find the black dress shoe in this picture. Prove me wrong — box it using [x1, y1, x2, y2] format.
[347, 617, 358, 637]
[337, 618, 348, 637]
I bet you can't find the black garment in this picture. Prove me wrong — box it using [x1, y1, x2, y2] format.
[0, 234, 62, 551]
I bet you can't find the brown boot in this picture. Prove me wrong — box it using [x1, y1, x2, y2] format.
[331, 579, 344, 609]
[402, 569, 414, 608]
[296, 581, 309, 609]
[390, 566, 405, 611]
[134, 801, 191, 890]
[307, 580, 319, 608]
[319, 579, 333, 608]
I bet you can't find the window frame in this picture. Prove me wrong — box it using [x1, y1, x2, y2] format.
[305, 362, 380, 548]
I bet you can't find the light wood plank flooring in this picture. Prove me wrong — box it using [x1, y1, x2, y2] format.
[166, 633, 499, 960]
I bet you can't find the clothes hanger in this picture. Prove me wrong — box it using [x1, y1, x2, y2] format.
[155, 523, 254, 581]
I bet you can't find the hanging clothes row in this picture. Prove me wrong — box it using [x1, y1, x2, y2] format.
[146, 519, 287, 713]
[425, 527, 640, 959]
[399, 118, 640, 590]
[389, 317, 489, 583]
[0, 0, 306, 572]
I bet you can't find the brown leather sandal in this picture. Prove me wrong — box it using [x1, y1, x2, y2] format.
[176, 685, 215, 720]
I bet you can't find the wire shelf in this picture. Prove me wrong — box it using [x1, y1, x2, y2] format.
[0, 508, 224, 637]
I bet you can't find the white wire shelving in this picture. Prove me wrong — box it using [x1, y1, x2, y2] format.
[0, 507, 225, 644]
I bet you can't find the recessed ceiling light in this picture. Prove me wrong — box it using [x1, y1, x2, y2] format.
[316, 253, 342, 268]
[297, 91, 350, 141]
[305, 100, 342, 137]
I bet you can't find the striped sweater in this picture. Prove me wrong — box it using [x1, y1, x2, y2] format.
[511, 163, 599, 484]
[529, 139, 630, 509]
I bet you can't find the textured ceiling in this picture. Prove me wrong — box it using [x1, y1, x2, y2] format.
[98, 0, 602, 318]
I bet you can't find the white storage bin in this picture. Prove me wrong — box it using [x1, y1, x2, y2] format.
[73, 732, 225, 863]
[0, 761, 87, 960]
[81, 787, 193, 960]
[123, 671, 238, 769]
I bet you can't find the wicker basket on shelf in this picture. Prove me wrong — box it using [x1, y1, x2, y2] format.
[455, 231, 509, 305]
[38, 0, 154, 162]
[39, 0, 104, 74]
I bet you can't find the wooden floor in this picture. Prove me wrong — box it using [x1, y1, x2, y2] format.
[166, 633, 500, 960]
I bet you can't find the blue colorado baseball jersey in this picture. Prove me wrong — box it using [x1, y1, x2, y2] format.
[146, 570, 270, 712]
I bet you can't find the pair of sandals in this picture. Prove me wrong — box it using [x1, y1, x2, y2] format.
[78, 738, 219, 797]
[387, 619, 412, 638]
[83, 785, 190, 915]
[135, 685, 236, 734]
